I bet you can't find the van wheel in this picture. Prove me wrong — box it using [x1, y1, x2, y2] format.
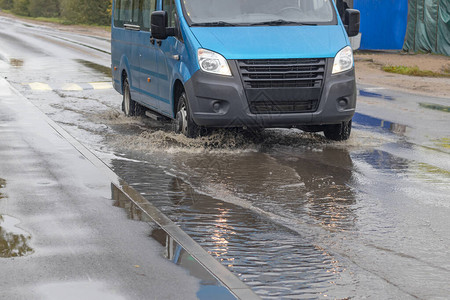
[323, 120, 352, 141]
[174, 92, 200, 138]
[122, 78, 136, 117]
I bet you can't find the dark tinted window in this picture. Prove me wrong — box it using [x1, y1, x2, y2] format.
[163, 0, 176, 28]
[114, 0, 133, 27]
[114, 0, 157, 29]
[141, 0, 157, 30]
[132, 0, 140, 23]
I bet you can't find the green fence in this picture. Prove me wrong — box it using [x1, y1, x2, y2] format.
[403, 0, 450, 56]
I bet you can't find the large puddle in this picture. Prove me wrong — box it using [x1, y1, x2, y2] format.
[111, 157, 355, 299]
[113, 188, 237, 300]
[106, 125, 450, 299]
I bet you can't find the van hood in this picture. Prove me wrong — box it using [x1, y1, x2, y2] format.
[189, 25, 348, 60]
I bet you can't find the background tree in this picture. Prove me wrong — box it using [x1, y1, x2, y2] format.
[11, 0, 30, 16]
[60, 0, 110, 25]
[0, 0, 14, 10]
[29, 0, 59, 18]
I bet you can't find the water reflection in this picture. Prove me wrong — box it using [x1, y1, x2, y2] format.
[111, 179, 237, 300]
[167, 178, 237, 267]
[272, 147, 357, 231]
[0, 215, 34, 258]
[0, 179, 34, 258]
[10, 58, 24, 67]
[111, 157, 354, 298]
[165, 176, 351, 298]
[75, 59, 112, 78]
[0, 177, 5, 199]
[175, 145, 357, 231]
[353, 113, 407, 135]
[356, 150, 410, 173]
[359, 89, 395, 101]
[151, 228, 236, 300]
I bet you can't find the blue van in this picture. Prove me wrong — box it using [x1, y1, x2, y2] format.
[111, 0, 360, 140]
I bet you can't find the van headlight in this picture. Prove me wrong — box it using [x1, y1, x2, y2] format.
[332, 46, 354, 74]
[197, 49, 232, 76]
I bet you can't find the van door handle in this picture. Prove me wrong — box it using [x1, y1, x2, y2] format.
[124, 24, 140, 31]
[150, 37, 155, 45]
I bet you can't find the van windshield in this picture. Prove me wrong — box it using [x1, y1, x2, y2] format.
[182, 0, 337, 26]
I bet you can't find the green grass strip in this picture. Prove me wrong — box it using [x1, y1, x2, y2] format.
[419, 103, 450, 113]
[383, 65, 450, 78]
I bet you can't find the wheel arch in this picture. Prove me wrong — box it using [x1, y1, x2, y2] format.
[173, 79, 185, 118]
[121, 70, 128, 92]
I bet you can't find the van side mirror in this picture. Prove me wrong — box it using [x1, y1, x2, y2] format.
[344, 9, 360, 37]
[151, 11, 176, 40]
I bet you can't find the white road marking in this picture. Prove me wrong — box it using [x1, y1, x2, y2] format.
[88, 82, 112, 90]
[29, 82, 52, 91]
[26, 82, 112, 91]
[61, 83, 83, 91]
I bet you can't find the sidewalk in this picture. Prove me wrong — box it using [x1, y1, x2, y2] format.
[0, 77, 201, 299]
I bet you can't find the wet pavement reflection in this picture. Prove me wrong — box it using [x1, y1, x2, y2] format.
[353, 112, 407, 135]
[75, 59, 112, 78]
[107, 125, 450, 299]
[9, 58, 24, 67]
[0, 178, 34, 258]
[111, 158, 354, 298]
[0, 215, 34, 258]
[0, 178, 5, 197]
[113, 185, 238, 299]
[359, 89, 395, 101]
[151, 229, 236, 300]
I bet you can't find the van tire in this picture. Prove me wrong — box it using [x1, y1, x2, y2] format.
[299, 125, 325, 133]
[122, 78, 136, 117]
[323, 120, 352, 141]
[174, 92, 200, 138]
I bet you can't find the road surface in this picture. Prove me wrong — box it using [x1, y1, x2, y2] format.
[1, 16, 449, 299]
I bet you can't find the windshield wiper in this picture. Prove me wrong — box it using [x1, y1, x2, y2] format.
[191, 21, 239, 27]
[249, 19, 317, 26]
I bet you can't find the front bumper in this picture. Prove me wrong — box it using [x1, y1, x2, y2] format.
[184, 59, 356, 128]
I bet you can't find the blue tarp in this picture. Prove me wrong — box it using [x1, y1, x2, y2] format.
[354, 0, 409, 50]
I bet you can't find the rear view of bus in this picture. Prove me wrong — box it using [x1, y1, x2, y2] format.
[111, 0, 360, 140]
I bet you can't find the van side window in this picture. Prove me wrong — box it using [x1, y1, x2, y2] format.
[163, 0, 176, 28]
[141, 0, 157, 31]
[114, 0, 134, 27]
[132, 0, 140, 24]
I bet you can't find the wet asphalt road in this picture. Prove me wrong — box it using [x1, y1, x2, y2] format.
[1, 16, 449, 299]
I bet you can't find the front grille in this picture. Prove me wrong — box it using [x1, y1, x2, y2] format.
[238, 58, 326, 89]
[237, 58, 327, 114]
[250, 100, 318, 114]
